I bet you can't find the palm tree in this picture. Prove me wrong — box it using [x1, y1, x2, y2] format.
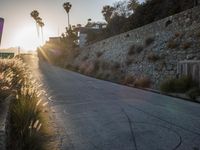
[37, 20, 45, 44]
[102, 5, 115, 23]
[63, 2, 72, 28]
[30, 10, 40, 37]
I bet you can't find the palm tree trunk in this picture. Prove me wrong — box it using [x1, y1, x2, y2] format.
[41, 27, 44, 44]
[36, 22, 40, 38]
[67, 13, 70, 28]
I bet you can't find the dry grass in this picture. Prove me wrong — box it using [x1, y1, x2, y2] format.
[122, 76, 135, 85]
[147, 53, 160, 62]
[181, 42, 191, 49]
[0, 58, 50, 150]
[145, 37, 154, 46]
[167, 40, 178, 49]
[96, 52, 103, 58]
[134, 77, 151, 88]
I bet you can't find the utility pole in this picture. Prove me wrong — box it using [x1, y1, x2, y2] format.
[18, 46, 20, 56]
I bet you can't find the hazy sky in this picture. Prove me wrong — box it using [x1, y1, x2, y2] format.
[0, 0, 143, 50]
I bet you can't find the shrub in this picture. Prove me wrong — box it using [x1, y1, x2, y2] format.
[93, 60, 100, 73]
[181, 42, 191, 49]
[128, 45, 143, 56]
[136, 46, 143, 53]
[174, 76, 197, 93]
[160, 76, 197, 93]
[174, 32, 181, 37]
[160, 78, 176, 92]
[186, 88, 200, 100]
[145, 37, 154, 46]
[82, 55, 88, 61]
[112, 62, 121, 71]
[96, 52, 103, 58]
[126, 59, 133, 66]
[167, 40, 178, 49]
[128, 45, 135, 55]
[147, 53, 160, 62]
[0, 58, 48, 150]
[134, 77, 151, 88]
[122, 76, 135, 85]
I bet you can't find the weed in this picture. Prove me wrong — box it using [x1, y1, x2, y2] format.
[145, 37, 154, 46]
[167, 40, 178, 49]
[96, 52, 103, 58]
[134, 77, 151, 88]
[181, 42, 191, 49]
[186, 88, 200, 100]
[128, 45, 135, 56]
[147, 53, 160, 62]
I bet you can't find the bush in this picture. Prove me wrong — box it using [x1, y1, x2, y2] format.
[128, 45, 136, 56]
[122, 76, 135, 85]
[167, 40, 178, 49]
[126, 59, 133, 66]
[136, 46, 143, 53]
[112, 62, 121, 71]
[147, 53, 160, 62]
[160, 76, 197, 93]
[160, 78, 176, 92]
[186, 88, 200, 100]
[181, 42, 191, 49]
[145, 37, 154, 46]
[96, 52, 103, 58]
[134, 77, 151, 88]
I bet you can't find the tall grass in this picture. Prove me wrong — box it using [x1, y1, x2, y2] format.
[0, 58, 47, 150]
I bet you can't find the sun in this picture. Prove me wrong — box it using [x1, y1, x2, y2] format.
[13, 23, 54, 51]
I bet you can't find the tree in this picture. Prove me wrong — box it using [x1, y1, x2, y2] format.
[63, 2, 72, 28]
[30, 10, 45, 44]
[30, 10, 40, 37]
[37, 20, 45, 43]
[102, 5, 115, 23]
[127, 0, 140, 12]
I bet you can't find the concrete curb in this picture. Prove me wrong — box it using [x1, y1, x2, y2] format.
[0, 95, 12, 150]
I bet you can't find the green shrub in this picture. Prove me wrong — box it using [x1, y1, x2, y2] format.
[186, 88, 200, 100]
[160, 78, 176, 92]
[160, 76, 197, 93]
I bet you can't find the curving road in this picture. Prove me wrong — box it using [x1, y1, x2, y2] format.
[25, 55, 200, 150]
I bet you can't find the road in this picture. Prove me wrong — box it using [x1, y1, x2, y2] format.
[25, 55, 200, 150]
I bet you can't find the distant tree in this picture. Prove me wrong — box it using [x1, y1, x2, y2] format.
[113, 1, 131, 17]
[63, 2, 72, 28]
[30, 10, 40, 37]
[102, 5, 115, 22]
[37, 20, 45, 43]
[127, 0, 140, 12]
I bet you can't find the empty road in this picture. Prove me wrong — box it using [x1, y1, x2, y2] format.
[25, 55, 200, 150]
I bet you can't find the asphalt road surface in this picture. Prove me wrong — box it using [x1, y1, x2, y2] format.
[25, 55, 200, 150]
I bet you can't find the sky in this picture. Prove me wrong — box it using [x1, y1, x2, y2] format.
[0, 0, 143, 50]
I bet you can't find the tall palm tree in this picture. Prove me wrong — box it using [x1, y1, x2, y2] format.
[30, 10, 40, 37]
[63, 2, 72, 28]
[37, 20, 45, 44]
